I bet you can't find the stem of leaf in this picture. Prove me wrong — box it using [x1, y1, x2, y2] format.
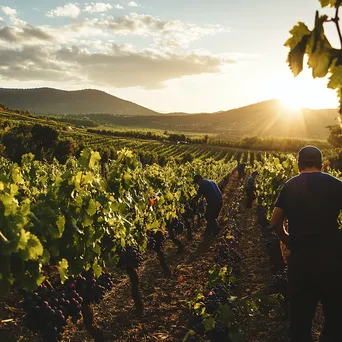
[334, 7, 342, 48]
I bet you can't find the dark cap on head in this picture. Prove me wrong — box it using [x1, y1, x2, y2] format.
[194, 174, 203, 183]
[298, 146, 322, 164]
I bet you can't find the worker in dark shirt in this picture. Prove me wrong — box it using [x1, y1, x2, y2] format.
[270, 146, 342, 342]
[192, 174, 223, 236]
[245, 170, 258, 208]
[233, 162, 246, 179]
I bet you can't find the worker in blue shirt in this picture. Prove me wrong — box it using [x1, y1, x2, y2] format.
[245, 170, 259, 208]
[192, 174, 223, 236]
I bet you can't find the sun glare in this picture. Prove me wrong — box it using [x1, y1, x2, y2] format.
[281, 97, 303, 111]
[269, 69, 338, 117]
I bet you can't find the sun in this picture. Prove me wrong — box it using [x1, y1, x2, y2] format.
[277, 95, 304, 119]
[280, 97, 303, 111]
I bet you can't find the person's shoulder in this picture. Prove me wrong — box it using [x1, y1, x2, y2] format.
[201, 179, 210, 186]
[282, 175, 301, 187]
[320, 172, 342, 184]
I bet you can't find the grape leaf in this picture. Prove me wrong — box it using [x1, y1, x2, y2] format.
[319, 0, 339, 7]
[337, 87, 342, 114]
[18, 232, 43, 261]
[26, 234, 43, 260]
[58, 258, 69, 282]
[284, 22, 310, 49]
[11, 167, 23, 184]
[0, 193, 17, 216]
[328, 64, 342, 89]
[18, 229, 30, 250]
[87, 199, 97, 216]
[204, 317, 215, 332]
[286, 34, 309, 76]
[306, 14, 333, 78]
[92, 260, 102, 278]
[56, 215, 65, 237]
[89, 151, 101, 169]
[78, 149, 91, 168]
[218, 304, 234, 326]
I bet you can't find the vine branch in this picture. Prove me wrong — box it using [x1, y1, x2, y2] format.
[332, 6, 342, 48]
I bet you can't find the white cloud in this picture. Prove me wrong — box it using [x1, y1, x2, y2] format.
[90, 13, 227, 48]
[84, 3, 112, 13]
[0, 17, 3, 22]
[1, 6, 17, 16]
[0, 25, 54, 43]
[128, 2, 139, 7]
[0, 10, 235, 88]
[114, 4, 124, 9]
[47, 3, 81, 18]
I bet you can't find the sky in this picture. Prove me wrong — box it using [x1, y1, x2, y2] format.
[0, 0, 340, 113]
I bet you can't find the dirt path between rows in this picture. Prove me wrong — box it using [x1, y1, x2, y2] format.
[235, 204, 289, 342]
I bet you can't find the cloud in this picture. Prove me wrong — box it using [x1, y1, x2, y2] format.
[1, 6, 17, 16]
[77, 13, 227, 48]
[0, 10, 235, 88]
[128, 2, 139, 7]
[84, 3, 113, 13]
[47, 3, 81, 18]
[0, 44, 81, 82]
[56, 44, 230, 88]
[0, 25, 54, 43]
[0, 41, 232, 88]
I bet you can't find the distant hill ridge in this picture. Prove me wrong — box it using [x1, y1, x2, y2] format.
[0, 88, 338, 140]
[82, 99, 338, 140]
[0, 88, 159, 116]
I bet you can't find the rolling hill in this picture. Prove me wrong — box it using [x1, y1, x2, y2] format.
[0, 87, 338, 139]
[83, 100, 339, 140]
[0, 88, 159, 116]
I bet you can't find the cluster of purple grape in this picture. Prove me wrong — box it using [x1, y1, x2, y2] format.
[22, 283, 82, 342]
[66, 272, 114, 305]
[215, 241, 241, 270]
[147, 230, 165, 252]
[117, 245, 143, 269]
[167, 217, 184, 235]
[22, 271, 114, 341]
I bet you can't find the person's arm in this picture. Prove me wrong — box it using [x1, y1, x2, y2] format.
[270, 207, 289, 246]
[192, 193, 202, 202]
[191, 183, 203, 203]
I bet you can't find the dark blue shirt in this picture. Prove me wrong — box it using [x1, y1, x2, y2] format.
[198, 179, 222, 203]
[245, 176, 255, 189]
[275, 172, 342, 238]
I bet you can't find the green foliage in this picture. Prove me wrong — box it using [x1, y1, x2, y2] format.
[319, 0, 341, 8]
[1, 124, 77, 164]
[285, 1, 342, 113]
[0, 148, 234, 294]
[327, 124, 342, 146]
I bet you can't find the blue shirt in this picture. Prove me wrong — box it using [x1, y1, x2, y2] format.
[197, 179, 222, 203]
[245, 176, 255, 189]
